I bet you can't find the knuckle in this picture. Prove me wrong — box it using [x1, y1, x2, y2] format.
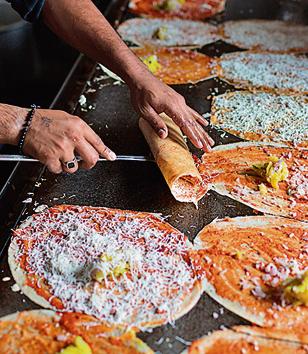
[84, 155, 99, 169]
[47, 163, 61, 174]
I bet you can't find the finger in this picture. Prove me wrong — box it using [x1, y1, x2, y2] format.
[202, 130, 215, 147]
[190, 122, 213, 152]
[142, 106, 168, 139]
[189, 108, 209, 126]
[75, 139, 99, 170]
[60, 150, 79, 174]
[46, 159, 62, 174]
[84, 128, 116, 161]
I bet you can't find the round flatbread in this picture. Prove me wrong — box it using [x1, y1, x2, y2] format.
[182, 326, 307, 353]
[9, 205, 202, 330]
[217, 51, 308, 95]
[0, 310, 153, 353]
[221, 20, 308, 53]
[128, 0, 225, 20]
[211, 91, 308, 148]
[133, 47, 215, 84]
[193, 215, 308, 338]
[198, 142, 308, 221]
[117, 18, 219, 48]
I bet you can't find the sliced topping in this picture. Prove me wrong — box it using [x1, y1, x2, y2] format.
[154, 0, 185, 11]
[91, 251, 130, 282]
[258, 183, 268, 195]
[283, 271, 308, 306]
[59, 336, 92, 354]
[142, 55, 162, 74]
[152, 26, 168, 40]
[253, 155, 289, 189]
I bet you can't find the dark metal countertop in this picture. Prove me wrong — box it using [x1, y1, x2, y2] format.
[0, 0, 307, 353]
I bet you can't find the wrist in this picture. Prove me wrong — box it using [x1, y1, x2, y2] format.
[0, 104, 28, 146]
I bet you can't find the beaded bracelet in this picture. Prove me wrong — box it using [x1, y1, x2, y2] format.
[18, 104, 38, 154]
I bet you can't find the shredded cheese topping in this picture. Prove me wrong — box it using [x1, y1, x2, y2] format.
[223, 20, 308, 52]
[220, 52, 308, 93]
[117, 18, 219, 47]
[13, 206, 197, 329]
[254, 257, 308, 306]
[212, 92, 308, 145]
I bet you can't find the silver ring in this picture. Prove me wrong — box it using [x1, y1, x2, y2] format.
[62, 157, 78, 169]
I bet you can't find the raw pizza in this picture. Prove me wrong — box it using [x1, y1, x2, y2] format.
[211, 91, 308, 147]
[183, 326, 308, 353]
[117, 18, 219, 48]
[221, 20, 308, 53]
[9, 205, 202, 330]
[197, 142, 308, 221]
[133, 47, 215, 84]
[0, 310, 153, 353]
[217, 51, 308, 95]
[128, 0, 225, 20]
[193, 215, 308, 339]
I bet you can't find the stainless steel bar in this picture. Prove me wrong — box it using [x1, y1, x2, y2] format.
[0, 154, 154, 162]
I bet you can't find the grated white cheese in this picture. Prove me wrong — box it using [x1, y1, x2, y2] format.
[220, 52, 308, 94]
[223, 20, 308, 52]
[212, 91, 308, 146]
[13, 206, 197, 329]
[117, 18, 219, 47]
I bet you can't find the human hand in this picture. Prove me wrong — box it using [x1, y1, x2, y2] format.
[23, 109, 116, 173]
[128, 73, 214, 151]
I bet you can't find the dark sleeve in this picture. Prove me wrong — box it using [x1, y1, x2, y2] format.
[6, 0, 46, 22]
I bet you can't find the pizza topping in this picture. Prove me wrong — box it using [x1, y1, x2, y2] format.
[117, 18, 219, 48]
[222, 20, 308, 53]
[142, 55, 161, 73]
[258, 183, 268, 195]
[13, 206, 197, 328]
[252, 256, 308, 307]
[154, 0, 185, 11]
[152, 26, 168, 40]
[211, 92, 308, 146]
[287, 164, 308, 201]
[59, 336, 92, 354]
[283, 271, 308, 306]
[253, 155, 289, 189]
[91, 251, 130, 282]
[219, 52, 308, 94]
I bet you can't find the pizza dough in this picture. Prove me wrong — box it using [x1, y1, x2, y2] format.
[221, 20, 308, 53]
[0, 310, 153, 353]
[198, 142, 308, 221]
[139, 113, 207, 204]
[9, 205, 202, 330]
[117, 18, 219, 48]
[217, 52, 308, 95]
[128, 0, 225, 20]
[211, 91, 308, 147]
[182, 326, 308, 353]
[193, 215, 308, 337]
[133, 47, 215, 84]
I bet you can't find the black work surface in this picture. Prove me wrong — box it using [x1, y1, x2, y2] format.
[0, 0, 307, 353]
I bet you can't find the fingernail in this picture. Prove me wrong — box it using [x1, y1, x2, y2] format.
[196, 140, 203, 148]
[158, 129, 166, 138]
[109, 151, 117, 161]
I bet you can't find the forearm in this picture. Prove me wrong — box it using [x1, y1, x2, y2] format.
[42, 0, 148, 87]
[0, 104, 27, 145]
